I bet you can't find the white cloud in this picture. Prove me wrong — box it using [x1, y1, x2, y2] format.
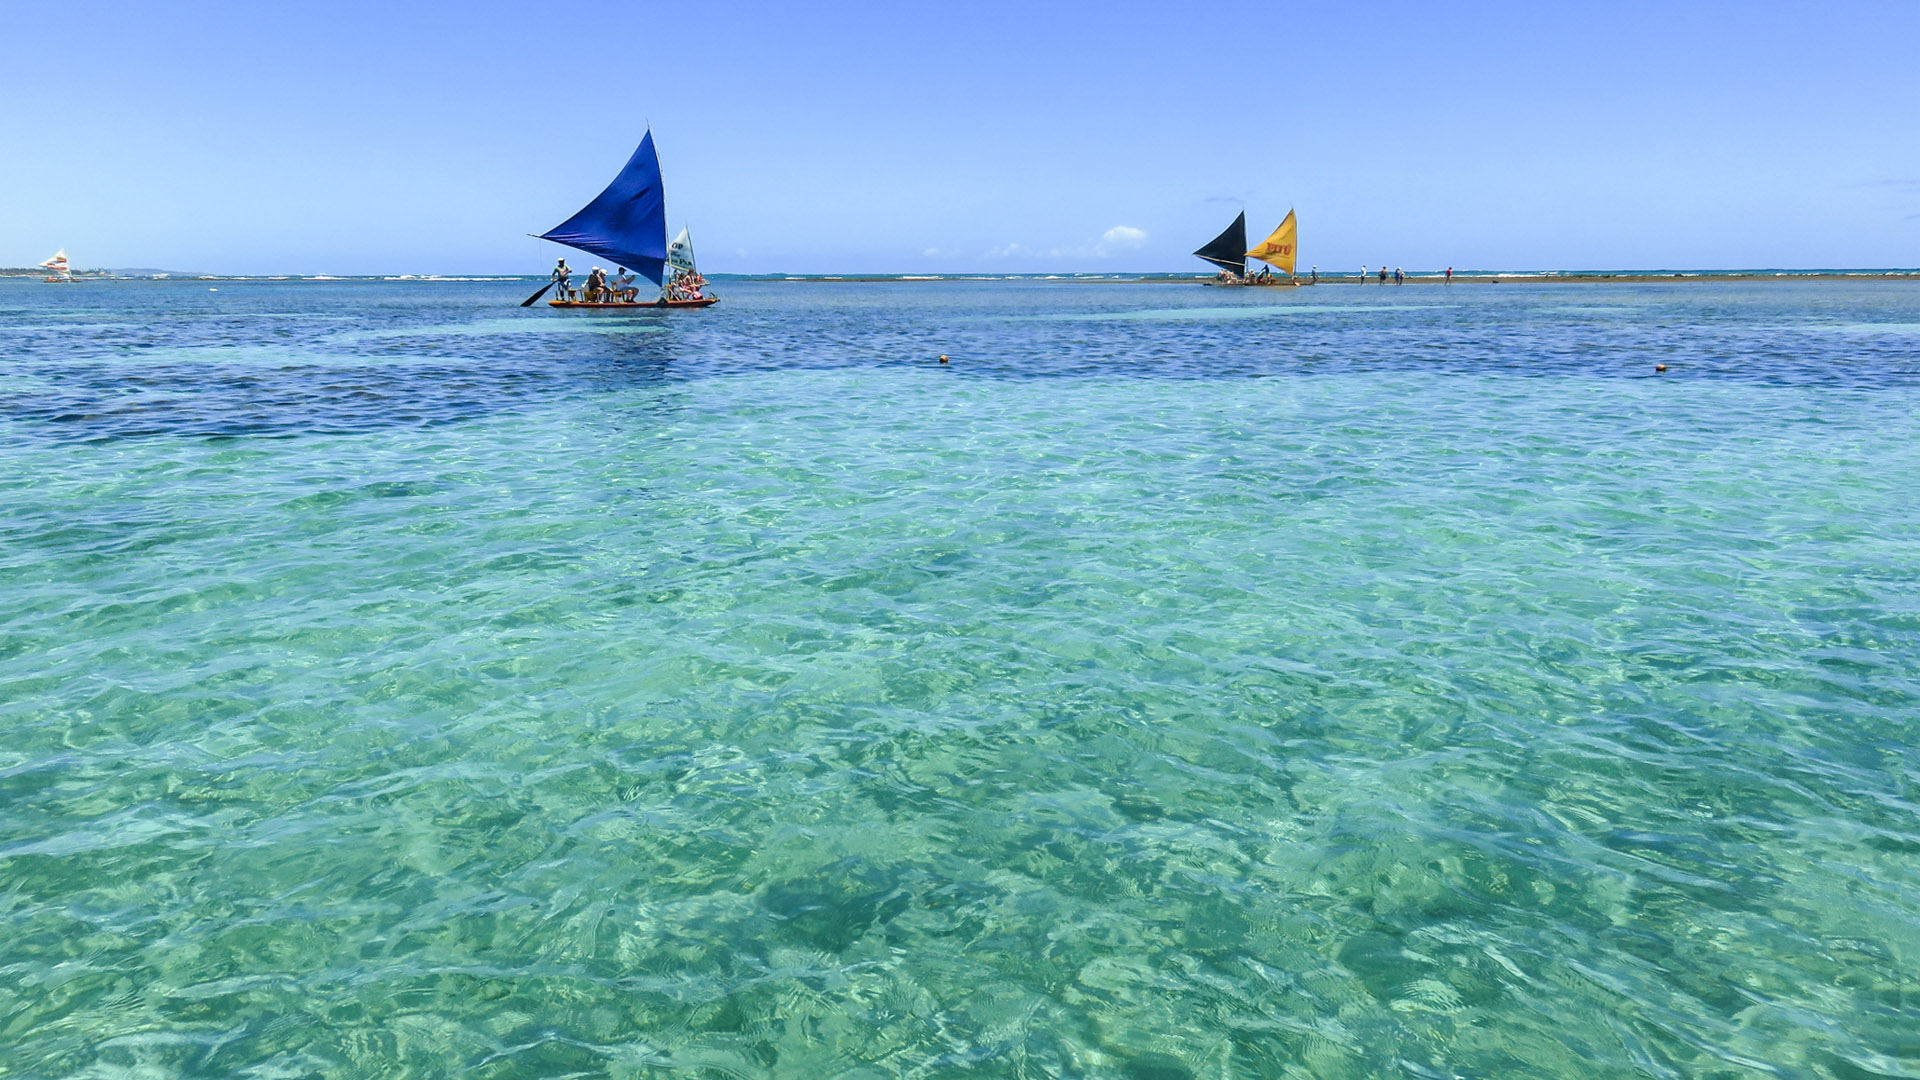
[1101, 225, 1147, 247]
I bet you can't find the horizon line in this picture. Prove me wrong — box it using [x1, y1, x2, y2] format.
[9, 266, 1920, 280]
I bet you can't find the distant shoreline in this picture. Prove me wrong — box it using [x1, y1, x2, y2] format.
[752, 271, 1920, 285]
[4, 270, 1917, 284]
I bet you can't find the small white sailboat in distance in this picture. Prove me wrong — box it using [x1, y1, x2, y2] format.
[40, 250, 74, 283]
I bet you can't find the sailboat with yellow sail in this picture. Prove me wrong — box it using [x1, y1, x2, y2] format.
[1246, 210, 1298, 283]
[1193, 209, 1304, 286]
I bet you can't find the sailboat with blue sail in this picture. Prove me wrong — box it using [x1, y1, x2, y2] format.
[525, 130, 716, 309]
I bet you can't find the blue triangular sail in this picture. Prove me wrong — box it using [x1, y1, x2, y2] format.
[540, 132, 669, 285]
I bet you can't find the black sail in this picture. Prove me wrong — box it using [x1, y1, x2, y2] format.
[1193, 211, 1247, 276]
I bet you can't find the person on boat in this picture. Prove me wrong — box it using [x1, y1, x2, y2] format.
[551, 259, 572, 300]
[665, 269, 704, 302]
[613, 267, 637, 302]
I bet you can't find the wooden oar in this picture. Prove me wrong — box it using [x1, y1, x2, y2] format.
[520, 280, 556, 307]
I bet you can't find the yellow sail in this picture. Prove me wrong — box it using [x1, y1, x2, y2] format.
[1245, 210, 1297, 275]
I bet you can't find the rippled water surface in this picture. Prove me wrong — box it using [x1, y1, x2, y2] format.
[3, 279, 1917, 1079]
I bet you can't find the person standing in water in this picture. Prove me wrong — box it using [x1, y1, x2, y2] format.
[1446, 266, 1454, 283]
[1360, 265, 1367, 283]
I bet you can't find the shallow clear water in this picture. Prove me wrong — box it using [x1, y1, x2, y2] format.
[3, 279, 1917, 1079]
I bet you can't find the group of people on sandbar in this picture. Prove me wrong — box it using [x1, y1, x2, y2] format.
[1358, 266, 1461, 283]
[549, 259, 641, 303]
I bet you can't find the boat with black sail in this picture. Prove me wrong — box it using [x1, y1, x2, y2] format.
[1193, 209, 1302, 286]
[1193, 212, 1248, 284]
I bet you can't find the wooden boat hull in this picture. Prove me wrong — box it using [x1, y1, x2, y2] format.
[548, 298, 717, 309]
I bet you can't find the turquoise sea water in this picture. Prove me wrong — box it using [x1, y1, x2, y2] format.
[3, 279, 1917, 1079]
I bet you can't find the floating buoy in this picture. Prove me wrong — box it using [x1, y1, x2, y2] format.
[1655, 363, 1667, 372]
[209, 287, 218, 292]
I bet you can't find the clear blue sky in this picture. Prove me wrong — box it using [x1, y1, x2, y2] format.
[4, 2, 1916, 274]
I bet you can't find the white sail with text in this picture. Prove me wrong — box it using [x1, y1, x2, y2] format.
[663, 228, 711, 301]
[666, 228, 695, 274]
